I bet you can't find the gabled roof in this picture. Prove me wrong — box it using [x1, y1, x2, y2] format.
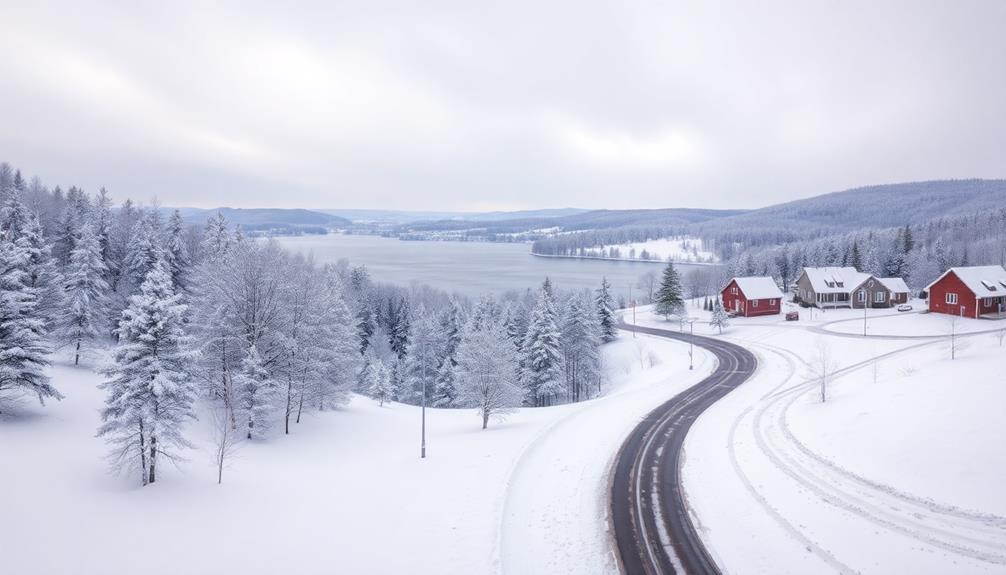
[725, 276, 783, 300]
[926, 265, 1006, 298]
[877, 277, 910, 294]
[801, 267, 871, 294]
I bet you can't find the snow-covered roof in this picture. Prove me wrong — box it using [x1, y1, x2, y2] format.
[926, 265, 1006, 298]
[877, 277, 910, 294]
[801, 267, 871, 294]
[727, 276, 783, 300]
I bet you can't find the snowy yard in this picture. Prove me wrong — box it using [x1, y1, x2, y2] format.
[0, 335, 712, 575]
[634, 304, 1006, 574]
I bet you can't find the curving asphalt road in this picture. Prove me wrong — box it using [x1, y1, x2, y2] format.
[610, 320, 757, 575]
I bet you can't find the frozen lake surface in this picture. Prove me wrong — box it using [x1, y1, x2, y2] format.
[273, 233, 711, 300]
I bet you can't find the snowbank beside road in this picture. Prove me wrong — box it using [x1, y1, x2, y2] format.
[631, 304, 1006, 574]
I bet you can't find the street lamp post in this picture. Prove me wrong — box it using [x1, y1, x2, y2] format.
[689, 319, 695, 370]
[421, 339, 427, 459]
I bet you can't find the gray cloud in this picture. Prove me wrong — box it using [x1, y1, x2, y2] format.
[1, 0, 1003, 210]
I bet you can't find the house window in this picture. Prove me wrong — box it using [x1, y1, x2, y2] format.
[946, 293, 958, 305]
[984, 298, 993, 307]
[752, 300, 759, 308]
[730, 287, 738, 295]
[857, 290, 866, 303]
[875, 292, 886, 303]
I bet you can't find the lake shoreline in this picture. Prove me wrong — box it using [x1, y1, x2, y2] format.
[529, 252, 721, 267]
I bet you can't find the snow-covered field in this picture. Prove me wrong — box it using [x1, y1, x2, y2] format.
[0, 335, 713, 575]
[586, 236, 718, 264]
[634, 301, 1006, 574]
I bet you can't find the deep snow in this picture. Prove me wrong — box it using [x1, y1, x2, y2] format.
[0, 335, 711, 575]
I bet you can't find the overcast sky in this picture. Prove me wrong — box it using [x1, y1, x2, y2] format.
[1, 1, 1003, 211]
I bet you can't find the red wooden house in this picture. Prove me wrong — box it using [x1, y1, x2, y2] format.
[721, 277, 784, 317]
[925, 265, 1006, 319]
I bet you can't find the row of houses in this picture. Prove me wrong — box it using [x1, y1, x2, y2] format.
[719, 265, 1006, 320]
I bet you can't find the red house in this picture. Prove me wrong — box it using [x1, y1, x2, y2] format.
[925, 265, 1006, 319]
[721, 277, 784, 317]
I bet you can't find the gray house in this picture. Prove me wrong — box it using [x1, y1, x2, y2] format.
[796, 267, 906, 309]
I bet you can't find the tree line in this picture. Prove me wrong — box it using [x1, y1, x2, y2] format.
[0, 162, 619, 485]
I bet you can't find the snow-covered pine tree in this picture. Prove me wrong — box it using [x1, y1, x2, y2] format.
[124, 211, 163, 291]
[456, 319, 521, 429]
[164, 210, 189, 292]
[595, 277, 617, 343]
[654, 261, 685, 320]
[0, 230, 60, 410]
[710, 299, 730, 334]
[356, 303, 376, 355]
[390, 297, 411, 360]
[561, 290, 602, 402]
[202, 212, 232, 262]
[97, 257, 195, 485]
[366, 354, 391, 406]
[57, 223, 109, 365]
[312, 266, 361, 411]
[402, 307, 441, 405]
[234, 343, 277, 440]
[520, 282, 563, 406]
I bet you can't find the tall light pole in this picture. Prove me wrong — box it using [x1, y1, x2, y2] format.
[688, 319, 695, 370]
[863, 290, 868, 337]
[421, 339, 427, 459]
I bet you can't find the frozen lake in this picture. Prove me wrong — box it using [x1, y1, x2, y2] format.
[273, 233, 713, 301]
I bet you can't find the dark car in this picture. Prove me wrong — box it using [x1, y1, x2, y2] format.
[785, 311, 800, 321]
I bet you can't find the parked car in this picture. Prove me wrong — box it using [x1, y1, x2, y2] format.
[785, 311, 800, 321]
[897, 303, 913, 312]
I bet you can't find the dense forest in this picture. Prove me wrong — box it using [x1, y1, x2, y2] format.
[0, 161, 618, 485]
[533, 180, 1006, 292]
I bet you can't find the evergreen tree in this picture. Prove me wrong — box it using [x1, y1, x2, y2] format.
[520, 283, 563, 406]
[356, 304, 376, 355]
[561, 291, 602, 402]
[402, 308, 441, 404]
[595, 277, 617, 343]
[164, 210, 189, 292]
[0, 231, 60, 409]
[57, 223, 109, 365]
[202, 212, 232, 262]
[235, 343, 277, 440]
[390, 297, 411, 360]
[710, 300, 730, 334]
[850, 241, 863, 271]
[97, 258, 195, 485]
[124, 212, 163, 290]
[366, 355, 391, 406]
[654, 261, 685, 319]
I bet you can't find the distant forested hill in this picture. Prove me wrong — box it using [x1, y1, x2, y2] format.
[172, 207, 350, 234]
[694, 179, 1006, 246]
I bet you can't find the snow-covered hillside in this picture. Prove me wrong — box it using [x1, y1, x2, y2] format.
[0, 336, 713, 575]
[584, 236, 718, 264]
[633, 302, 1006, 574]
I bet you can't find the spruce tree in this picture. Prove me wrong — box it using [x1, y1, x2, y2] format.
[710, 300, 730, 334]
[520, 282, 563, 406]
[235, 343, 276, 440]
[58, 223, 109, 365]
[595, 277, 617, 343]
[654, 261, 685, 319]
[164, 210, 189, 292]
[97, 258, 195, 485]
[0, 231, 60, 409]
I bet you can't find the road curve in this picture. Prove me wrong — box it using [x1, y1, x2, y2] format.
[611, 321, 757, 575]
